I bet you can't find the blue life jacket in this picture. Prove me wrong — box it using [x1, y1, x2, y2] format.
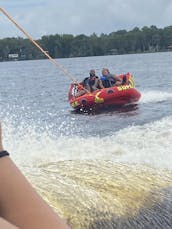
[101, 74, 116, 88]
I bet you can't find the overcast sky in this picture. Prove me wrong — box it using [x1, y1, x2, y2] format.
[0, 0, 172, 39]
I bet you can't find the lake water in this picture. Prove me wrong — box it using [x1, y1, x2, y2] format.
[0, 52, 172, 228]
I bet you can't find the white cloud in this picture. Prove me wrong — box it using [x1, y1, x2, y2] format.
[1, 0, 172, 39]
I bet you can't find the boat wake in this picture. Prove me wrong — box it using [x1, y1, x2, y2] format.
[27, 160, 172, 229]
[140, 90, 172, 104]
[2, 111, 172, 229]
[2, 115, 172, 170]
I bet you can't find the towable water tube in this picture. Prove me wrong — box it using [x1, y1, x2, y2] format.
[68, 73, 141, 111]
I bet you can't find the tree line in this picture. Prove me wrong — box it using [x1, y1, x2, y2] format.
[1, 25, 172, 61]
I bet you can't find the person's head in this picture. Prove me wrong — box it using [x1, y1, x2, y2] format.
[102, 68, 110, 76]
[89, 69, 96, 77]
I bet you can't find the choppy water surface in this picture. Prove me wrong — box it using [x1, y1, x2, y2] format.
[0, 52, 172, 228]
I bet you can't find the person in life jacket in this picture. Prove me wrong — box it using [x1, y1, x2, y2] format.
[75, 69, 104, 97]
[100, 68, 122, 88]
[83, 69, 104, 92]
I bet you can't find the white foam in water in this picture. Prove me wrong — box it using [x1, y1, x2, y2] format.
[113, 116, 172, 169]
[140, 90, 172, 103]
[2, 115, 172, 170]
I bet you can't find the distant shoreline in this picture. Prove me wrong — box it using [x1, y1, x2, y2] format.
[1, 25, 172, 61]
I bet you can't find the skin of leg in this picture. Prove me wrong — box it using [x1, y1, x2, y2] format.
[84, 84, 91, 92]
[75, 84, 91, 97]
[0, 124, 70, 229]
[98, 80, 104, 89]
[75, 89, 86, 97]
[0, 217, 19, 229]
[115, 81, 122, 86]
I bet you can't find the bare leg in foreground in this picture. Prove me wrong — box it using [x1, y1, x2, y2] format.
[0, 124, 70, 229]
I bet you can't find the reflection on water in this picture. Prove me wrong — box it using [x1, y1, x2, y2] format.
[71, 103, 139, 116]
[26, 160, 172, 228]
